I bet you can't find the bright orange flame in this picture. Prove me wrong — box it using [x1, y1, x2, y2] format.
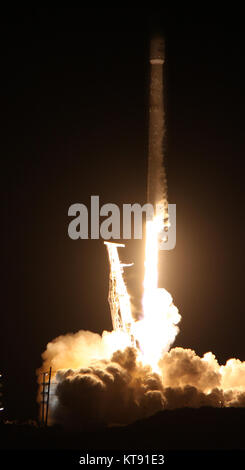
[133, 216, 181, 370]
[105, 215, 181, 372]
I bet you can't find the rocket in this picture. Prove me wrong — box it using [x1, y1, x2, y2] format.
[147, 35, 168, 226]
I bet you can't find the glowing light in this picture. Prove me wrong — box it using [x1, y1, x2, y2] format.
[104, 215, 181, 372]
[134, 216, 181, 370]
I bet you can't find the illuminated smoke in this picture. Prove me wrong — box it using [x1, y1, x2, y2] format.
[38, 337, 245, 429]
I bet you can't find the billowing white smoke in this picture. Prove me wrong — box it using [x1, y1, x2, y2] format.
[38, 330, 245, 429]
[40, 329, 132, 372]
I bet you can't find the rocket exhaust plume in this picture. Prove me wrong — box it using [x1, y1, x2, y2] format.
[139, 35, 180, 369]
[103, 36, 180, 369]
[37, 36, 245, 429]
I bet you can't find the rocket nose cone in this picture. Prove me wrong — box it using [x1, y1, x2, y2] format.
[150, 36, 165, 63]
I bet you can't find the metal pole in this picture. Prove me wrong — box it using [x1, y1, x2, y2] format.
[41, 372, 46, 425]
[45, 367, 52, 426]
[0, 373, 4, 415]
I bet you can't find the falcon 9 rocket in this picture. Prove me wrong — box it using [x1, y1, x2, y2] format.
[147, 35, 168, 227]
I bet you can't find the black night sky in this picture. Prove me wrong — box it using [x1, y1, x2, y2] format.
[1, 10, 245, 420]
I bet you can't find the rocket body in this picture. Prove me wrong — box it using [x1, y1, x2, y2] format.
[147, 36, 168, 222]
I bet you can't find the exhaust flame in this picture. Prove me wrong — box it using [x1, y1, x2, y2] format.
[104, 215, 181, 372]
[134, 216, 180, 370]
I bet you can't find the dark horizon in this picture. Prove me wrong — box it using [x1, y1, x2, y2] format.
[1, 10, 245, 421]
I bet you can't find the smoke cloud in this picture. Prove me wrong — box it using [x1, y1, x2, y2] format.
[38, 330, 245, 429]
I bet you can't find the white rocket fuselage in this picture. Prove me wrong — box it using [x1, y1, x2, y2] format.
[147, 36, 168, 222]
